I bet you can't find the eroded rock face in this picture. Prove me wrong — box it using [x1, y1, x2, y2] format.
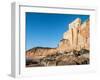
[58, 18, 90, 52]
[26, 18, 90, 67]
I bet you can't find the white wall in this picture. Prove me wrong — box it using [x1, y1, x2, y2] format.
[0, 0, 100, 80]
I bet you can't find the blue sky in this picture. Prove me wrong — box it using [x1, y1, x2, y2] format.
[26, 12, 89, 50]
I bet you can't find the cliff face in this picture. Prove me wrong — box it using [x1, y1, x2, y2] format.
[26, 18, 90, 67]
[58, 18, 90, 52]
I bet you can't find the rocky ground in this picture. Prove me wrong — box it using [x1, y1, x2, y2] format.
[26, 49, 89, 67]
